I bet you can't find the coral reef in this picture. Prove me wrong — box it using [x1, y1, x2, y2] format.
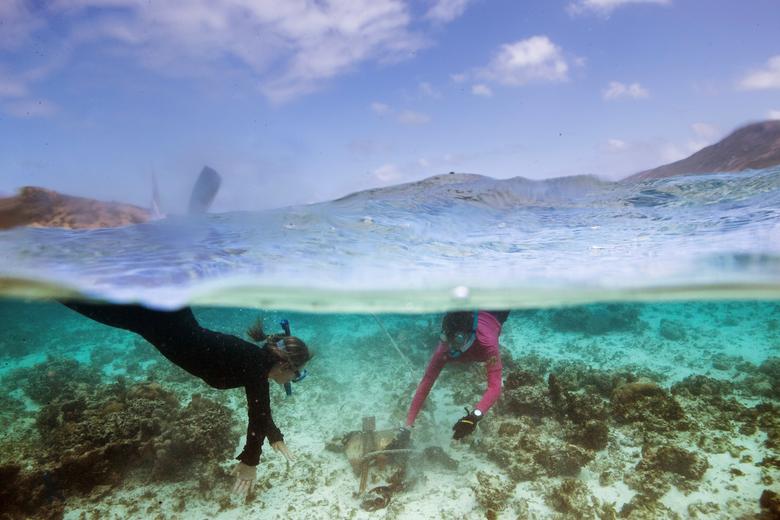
[610, 380, 688, 432]
[544, 478, 618, 519]
[759, 489, 780, 519]
[757, 358, 780, 399]
[1, 364, 238, 518]
[4, 357, 101, 405]
[472, 471, 514, 520]
[547, 304, 643, 335]
[2, 302, 780, 518]
[658, 319, 687, 341]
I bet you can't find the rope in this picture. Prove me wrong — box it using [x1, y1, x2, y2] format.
[371, 313, 414, 372]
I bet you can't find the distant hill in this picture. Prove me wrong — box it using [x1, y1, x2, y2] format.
[0, 187, 152, 230]
[0, 166, 221, 230]
[626, 120, 780, 181]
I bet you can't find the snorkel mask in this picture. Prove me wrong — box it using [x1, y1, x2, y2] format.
[278, 319, 308, 396]
[442, 311, 479, 358]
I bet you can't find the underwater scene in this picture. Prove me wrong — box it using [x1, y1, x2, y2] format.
[1, 169, 779, 519]
[0, 299, 779, 519]
[5, 2, 780, 518]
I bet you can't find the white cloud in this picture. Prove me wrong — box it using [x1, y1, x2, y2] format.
[567, 0, 671, 17]
[450, 73, 467, 83]
[0, 56, 69, 118]
[471, 84, 493, 97]
[425, 0, 473, 23]
[686, 122, 719, 153]
[0, 0, 44, 50]
[769, 109, 780, 120]
[602, 81, 649, 100]
[478, 36, 569, 86]
[4, 0, 430, 103]
[373, 163, 403, 183]
[659, 143, 687, 163]
[370, 101, 391, 115]
[418, 81, 440, 98]
[397, 109, 431, 125]
[0, 76, 27, 98]
[594, 124, 723, 179]
[739, 55, 780, 90]
[370, 103, 430, 125]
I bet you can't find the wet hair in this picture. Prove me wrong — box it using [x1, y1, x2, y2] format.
[265, 335, 311, 369]
[246, 318, 267, 342]
[442, 311, 475, 336]
[246, 318, 311, 368]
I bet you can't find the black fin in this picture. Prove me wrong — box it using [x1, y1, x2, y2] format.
[188, 166, 222, 214]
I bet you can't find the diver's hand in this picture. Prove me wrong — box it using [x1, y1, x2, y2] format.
[452, 408, 481, 440]
[386, 426, 411, 450]
[271, 441, 295, 462]
[231, 462, 257, 498]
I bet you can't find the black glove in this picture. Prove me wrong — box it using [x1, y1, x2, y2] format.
[386, 426, 411, 451]
[452, 408, 481, 440]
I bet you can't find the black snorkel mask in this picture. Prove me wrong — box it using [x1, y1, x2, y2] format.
[278, 319, 308, 396]
[443, 311, 479, 358]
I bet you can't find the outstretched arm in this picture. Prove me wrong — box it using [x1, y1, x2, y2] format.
[405, 343, 449, 427]
[475, 353, 503, 414]
[237, 379, 283, 466]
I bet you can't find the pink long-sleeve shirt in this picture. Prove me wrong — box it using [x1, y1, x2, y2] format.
[405, 311, 504, 427]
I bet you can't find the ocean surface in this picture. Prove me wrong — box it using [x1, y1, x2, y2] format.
[1, 169, 779, 519]
[0, 169, 779, 311]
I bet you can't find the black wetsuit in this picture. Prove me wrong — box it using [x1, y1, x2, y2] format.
[63, 302, 281, 466]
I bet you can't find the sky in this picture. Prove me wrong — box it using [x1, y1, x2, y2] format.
[1, 0, 779, 212]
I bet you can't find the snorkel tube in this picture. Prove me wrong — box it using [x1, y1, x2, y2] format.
[278, 319, 309, 396]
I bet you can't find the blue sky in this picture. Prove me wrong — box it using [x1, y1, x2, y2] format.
[1, 0, 779, 212]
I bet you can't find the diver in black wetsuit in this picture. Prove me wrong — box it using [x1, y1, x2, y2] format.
[62, 302, 311, 498]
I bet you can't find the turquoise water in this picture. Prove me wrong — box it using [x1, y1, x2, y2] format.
[1, 299, 778, 518]
[1, 169, 780, 518]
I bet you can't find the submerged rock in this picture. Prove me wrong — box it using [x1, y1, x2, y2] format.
[2, 373, 237, 517]
[611, 381, 687, 431]
[671, 375, 733, 399]
[625, 444, 709, 500]
[568, 420, 610, 451]
[659, 319, 687, 341]
[5, 358, 101, 405]
[534, 442, 594, 477]
[759, 489, 780, 518]
[500, 384, 556, 418]
[619, 493, 681, 519]
[472, 471, 514, 519]
[548, 304, 643, 336]
[544, 478, 617, 519]
[640, 445, 709, 481]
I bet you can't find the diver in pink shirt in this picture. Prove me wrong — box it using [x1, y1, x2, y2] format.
[395, 310, 509, 444]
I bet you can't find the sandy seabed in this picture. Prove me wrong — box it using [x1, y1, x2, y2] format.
[1, 301, 779, 519]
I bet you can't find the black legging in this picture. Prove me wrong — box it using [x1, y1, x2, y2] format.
[61, 301, 281, 465]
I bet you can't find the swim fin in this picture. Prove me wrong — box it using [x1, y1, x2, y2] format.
[188, 166, 222, 214]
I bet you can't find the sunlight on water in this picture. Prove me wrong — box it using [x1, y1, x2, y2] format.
[1, 169, 779, 311]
